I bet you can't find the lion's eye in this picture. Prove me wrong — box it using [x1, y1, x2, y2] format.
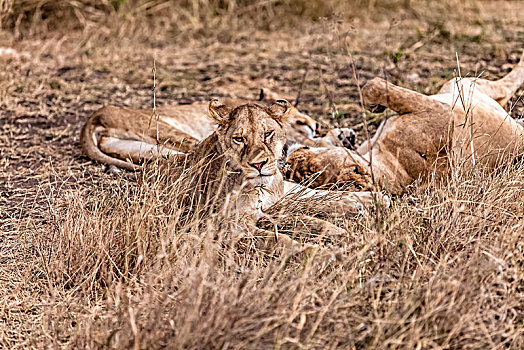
[233, 136, 244, 144]
[264, 131, 274, 139]
[296, 120, 306, 125]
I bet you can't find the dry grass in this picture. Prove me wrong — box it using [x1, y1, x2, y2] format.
[0, 0, 415, 30]
[0, 0, 480, 45]
[1, 0, 524, 348]
[7, 154, 524, 348]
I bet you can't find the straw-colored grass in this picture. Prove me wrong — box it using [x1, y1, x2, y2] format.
[9, 156, 524, 348]
[0, 0, 478, 43]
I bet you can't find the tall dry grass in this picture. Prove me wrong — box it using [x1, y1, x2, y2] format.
[0, 0, 477, 42]
[6, 153, 523, 348]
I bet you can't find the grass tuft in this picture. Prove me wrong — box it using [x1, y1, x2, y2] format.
[8, 154, 524, 348]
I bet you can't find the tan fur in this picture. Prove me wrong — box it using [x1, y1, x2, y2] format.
[178, 100, 384, 246]
[79, 90, 348, 171]
[285, 146, 374, 191]
[80, 97, 389, 247]
[80, 104, 206, 170]
[186, 100, 288, 219]
[287, 53, 524, 194]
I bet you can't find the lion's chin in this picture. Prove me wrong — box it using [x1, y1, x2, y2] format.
[246, 173, 276, 185]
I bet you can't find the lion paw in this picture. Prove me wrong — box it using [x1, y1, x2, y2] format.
[335, 128, 356, 149]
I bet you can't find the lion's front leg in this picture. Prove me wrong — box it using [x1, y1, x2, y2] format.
[254, 215, 346, 250]
[283, 181, 390, 213]
[238, 224, 319, 253]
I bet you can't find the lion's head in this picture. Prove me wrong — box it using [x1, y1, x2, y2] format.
[285, 107, 318, 142]
[256, 87, 318, 142]
[208, 99, 291, 186]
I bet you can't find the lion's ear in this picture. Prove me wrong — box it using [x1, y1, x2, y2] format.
[208, 98, 231, 125]
[258, 87, 281, 102]
[268, 99, 292, 123]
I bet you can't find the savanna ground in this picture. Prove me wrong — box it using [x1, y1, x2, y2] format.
[1, 0, 524, 348]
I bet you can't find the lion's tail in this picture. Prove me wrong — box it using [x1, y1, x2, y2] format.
[80, 109, 140, 171]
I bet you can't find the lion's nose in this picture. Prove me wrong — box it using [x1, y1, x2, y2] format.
[249, 159, 268, 172]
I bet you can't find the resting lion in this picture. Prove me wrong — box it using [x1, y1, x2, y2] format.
[80, 90, 354, 171]
[287, 53, 524, 194]
[167, 99, 382, 245]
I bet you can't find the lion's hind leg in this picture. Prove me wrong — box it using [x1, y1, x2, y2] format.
[474, 53, 524, 107]
[438, 52, 524, 107]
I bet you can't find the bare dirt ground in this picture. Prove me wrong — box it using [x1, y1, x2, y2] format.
[1, 0, 524, 348]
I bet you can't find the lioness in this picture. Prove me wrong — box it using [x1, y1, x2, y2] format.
[174, 99, 380, 245]
[80, 91, 354, 171]
[286, 53, 524, 194]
